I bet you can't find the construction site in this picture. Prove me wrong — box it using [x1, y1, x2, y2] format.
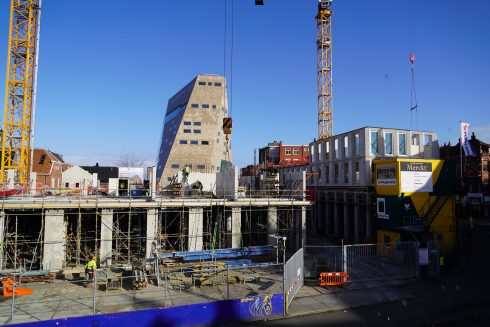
[0, 0, 484, 326]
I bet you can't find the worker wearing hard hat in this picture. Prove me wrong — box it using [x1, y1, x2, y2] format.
[182, 166, 190, 184]
[85, 256, 97, 287]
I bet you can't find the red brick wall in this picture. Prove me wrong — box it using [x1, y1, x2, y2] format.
[279, 145, 309, 166]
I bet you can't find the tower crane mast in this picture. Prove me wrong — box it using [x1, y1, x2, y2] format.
[316, 0, 333, 140]
[1, 0, 42, 188]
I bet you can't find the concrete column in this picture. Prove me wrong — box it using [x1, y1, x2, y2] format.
[295, 206, 307, 250]
[146, 208, 158, 259]
[231, 207, 242, 248]
[366, 196, 373, 240]
[343, 192, 350, 243]
[43, 209, 65, 272]
[0, 211, 4, 269]
[354, 194, 360, 243]
[100, 209, 113, 267]
[267, 206, 278, 245]
[333, 193, 340, 237]
[188, 208, 203, 252]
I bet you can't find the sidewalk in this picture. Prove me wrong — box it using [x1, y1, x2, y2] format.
[287, 279, 414, 317]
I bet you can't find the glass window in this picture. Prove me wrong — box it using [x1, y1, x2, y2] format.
[377, 198, 388, 219]
[171, 164, 179, 169]
[325, 164, 330, 184]
[191, 140, 198, 144]
[191, 103, 199, 108]
[371, 131, 379, 155]
[293, 148, 299, 155]
[201, 141, 209, 145]
[326, 142, 330, 160]
[198, 81, 206, 86]
[385, 132, 393, 155]
[344, 162, 349, 183]
[180, 140, 187, 144]
[212, 105, 216, 109]
[184, 129, 191, 133]
[304, 147, 309, 152]
[202, 104, 209, 109]
[424, 134, 432, 146]
[194, 122, 201, 126]
[214, 82, 222, 86]
[355, 161, 360, 183]
[335, 139, 339, 159]
[184, 121, 191, 125]
[399, 133, 406, 155]
[344, 136, 349, 158]
[412, 134, 420, 146]
[194, 129, 201, 134]
[355, 134, 360, 156]
[207, 82, 212, 86]
[334, 163, 339, 184]
[197, 164, 205, 169]
[285, 148, 291, 155]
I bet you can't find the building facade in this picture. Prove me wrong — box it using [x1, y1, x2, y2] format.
[156, 75, 231, 184]
[258, 141, 309, 167]
[32, 148, 65, 192]
[308, 126, 439, 244]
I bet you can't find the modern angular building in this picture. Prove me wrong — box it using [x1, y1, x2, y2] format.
[156, 75, 231, 184]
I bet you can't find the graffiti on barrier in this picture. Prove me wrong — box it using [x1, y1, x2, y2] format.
[241, 295, 273, 317]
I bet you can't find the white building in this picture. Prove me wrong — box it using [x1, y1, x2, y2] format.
[62, 166, 97, 195]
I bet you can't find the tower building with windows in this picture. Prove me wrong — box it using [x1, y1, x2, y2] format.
[156, 75, 231, 184]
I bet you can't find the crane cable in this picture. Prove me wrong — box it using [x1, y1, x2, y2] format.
[409, 0, 418, 131]
[223, 0, 234, 117]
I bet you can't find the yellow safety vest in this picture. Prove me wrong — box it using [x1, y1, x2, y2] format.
[85, 260, 96, 271]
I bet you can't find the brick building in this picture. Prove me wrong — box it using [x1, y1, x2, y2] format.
[258, 141, 309, 167]
[32, 148, 65, 192]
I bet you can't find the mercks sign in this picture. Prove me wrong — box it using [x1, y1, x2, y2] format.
[401, 162, 432, 172]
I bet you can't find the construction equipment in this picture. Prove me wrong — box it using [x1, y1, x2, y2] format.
[1, 0, 42, 188]
[319, 271, 349, 287]
[316, 0, 334, 140]
[223, 117, 232, 161]
[132, 259, 148, 290]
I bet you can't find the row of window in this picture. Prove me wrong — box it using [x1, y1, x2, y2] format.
[191, 103, 217, 109]
[312, 134, 361, 162]
[183, 129, 201, 134]
[284, 148, 301, 155]
[184, 121, 201, 126]
[310, 161, 361, 185]
[179, 140, 209, 145]
[198, 81, 222, 87]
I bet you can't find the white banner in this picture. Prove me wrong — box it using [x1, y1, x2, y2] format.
[460, 122, 475, 156]
[460, 122, 470, 143]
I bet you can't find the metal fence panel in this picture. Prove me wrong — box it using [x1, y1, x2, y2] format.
[285, 248, 304, 306]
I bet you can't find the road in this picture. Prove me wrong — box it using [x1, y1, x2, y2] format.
[233, 219, 490, 326]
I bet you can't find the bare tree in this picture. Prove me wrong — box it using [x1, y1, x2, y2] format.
[114, 153, 147, 167]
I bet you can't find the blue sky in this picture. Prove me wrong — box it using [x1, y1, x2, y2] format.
[0, 0, 489, 168]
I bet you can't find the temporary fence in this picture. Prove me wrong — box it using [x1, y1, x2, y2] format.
[284, 248, 304, 310]
[305, 241, 419, 283]
[0, 263, 284, 325]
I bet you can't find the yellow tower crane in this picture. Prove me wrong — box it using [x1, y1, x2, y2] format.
[1, 0, 42, 188]
[316, 0, 333, 140]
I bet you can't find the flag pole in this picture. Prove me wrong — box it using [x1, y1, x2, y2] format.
[459, 121, 463, 190]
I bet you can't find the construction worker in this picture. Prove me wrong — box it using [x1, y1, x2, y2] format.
[85, 256, 97, 287]
[182, 166, 190, 184]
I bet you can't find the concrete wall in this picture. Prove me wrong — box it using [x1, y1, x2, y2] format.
[216, 167, 239, 199]
[100, 209, 113, 267]
[176, 171, 216, 193]
[62, 166, 95, 195]
[43, 210, 66, 272]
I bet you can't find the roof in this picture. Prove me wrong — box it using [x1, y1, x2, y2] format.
[32, 148, 64, 175]
[80, 164, 119, 183]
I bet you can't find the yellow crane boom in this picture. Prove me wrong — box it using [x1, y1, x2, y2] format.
[1, 0, 42, 188]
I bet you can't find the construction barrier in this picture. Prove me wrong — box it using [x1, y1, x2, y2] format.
[319, 272, 350, 287]
[3, 278, 33, 297]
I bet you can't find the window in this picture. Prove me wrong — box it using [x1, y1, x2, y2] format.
[304, 147, 309, 152]
[376, 166, 396, 185]
[377, 198, 388, 219]
[355, 134, 360, 156]
[39, 154, 46, 164]
[201, 141, 209, 145]
[344, 162, 349, 183]
[399, 133, 406, 155]
[344, 136, 349, 158]
[65, 182, 69, 187]
[202, 104, 209, 108]
[167, 177, 172, 182]
[383, 234, 390, 244]
[207, 82, 212, 86]
[325, 142, 330, 160]
[325, 164, 330, 184]
[285, 148, 291, 155]
[180, 140, 187, 144]
[355, 161, 360, 183]
[193, 122, 201, 126]
[191, 103, 199, 108]
[335, 139, 339, 159]
[371, 131, 379, 155]
[197, 164, 205, 169]
[424, 134, 432, 146]
[184, 129, 191, 133]
[385, 132, 393, 155]
[412, 134, 420, 146]
[318, 167, 322, 184]
[198, 81, 206, 86]
[184, 121, 191, 125]
[310, 145, 315, 162]
[214, 82, 222, 86]
[194, 129, 201, 134]
[334, 163, 339, 184]
[171, 164, 179, 169]
[75, 182, 80, 188]
[191, 140, 198, 145]
[212, 105, 216, 109]
[293, 148, 299, 155]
